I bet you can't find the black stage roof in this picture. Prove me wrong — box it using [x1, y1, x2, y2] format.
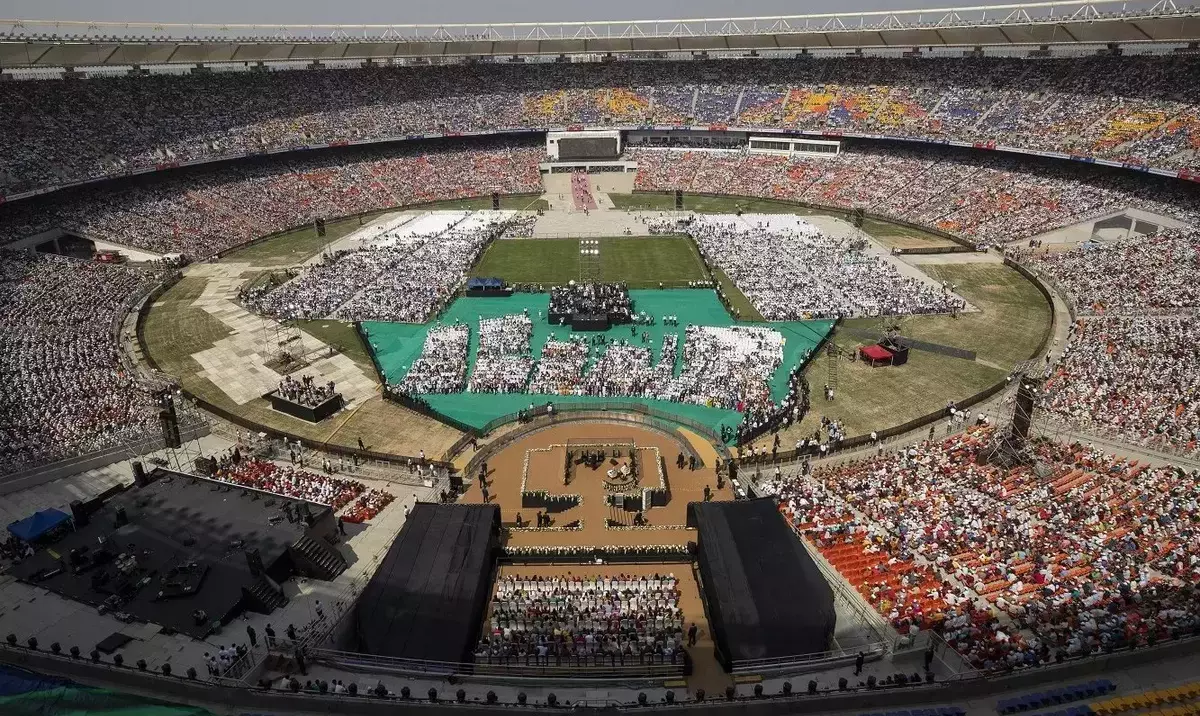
[688, 498, 836, 670]
[11, 469, 329, 640]
[354, 503, 500, 664]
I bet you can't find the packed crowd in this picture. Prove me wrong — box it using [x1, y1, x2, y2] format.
[632, 146, 1200, 249]
[275, 375, 337, 408]
[0, 251, 161, 474]
[548, 283, 633, 323]
[213, 458, 365, 511]
[668, 214, 963, 319]
[1041, 316, 1200, 454]
[666, 326, 783, 413]
[468, 314, 535, 394]
[340, 489, 396, 524]
[4, 56, 1200, 194]
[0, 139, 542, 260]
[397, 324, 471, 394]
[1014, 227, 1200, 454]
[478, 574, 685, 660]
[1021, 228, 1200, 315]
[252, 213, 508, 322]
[396, 312, 796, 422]
[527, 338, 590, 395]
[761, 425, 1200, 670]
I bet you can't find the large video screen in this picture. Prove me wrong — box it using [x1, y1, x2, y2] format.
[558, 137, 619, 160]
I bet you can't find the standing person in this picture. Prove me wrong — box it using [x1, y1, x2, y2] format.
[264, 624, 276, 648]
[246, 625, 257, 648]
[854, 651, 864, 676]
[687, 623, 699, 647]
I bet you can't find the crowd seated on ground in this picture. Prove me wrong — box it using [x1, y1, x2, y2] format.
[661, 214, 964, 319]
[276, 374, 337, 407]
[3, 56, 1200, 195]
[213, 458, 365, 510]
[251, 213, 508, 322]
[396, 323, 471, 394]
[528, 338, 590, 395]
[340, 489, 396, 523]
[0, 251, 161, 475]
[469, 314, 535, 394]
[632, 146, 1200, 249]
[761, 425, 1200, 671]
[0, 139, 542, 261]
[478, 574, 685, 661]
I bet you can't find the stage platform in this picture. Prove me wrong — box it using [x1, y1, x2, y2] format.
[11, 469, 339, 640]
[266, 390, 344, 422]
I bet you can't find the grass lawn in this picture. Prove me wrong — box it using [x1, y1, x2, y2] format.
[471, 235, 712, 288]
[746, 259, 1052, 449]
[142, 277, 232, 379]
[295, 319, 376, 375]
[879, 262, 1052, 367]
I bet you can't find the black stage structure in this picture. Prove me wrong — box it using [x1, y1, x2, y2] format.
[266, 389, 344, 423]
[11, 468, 346, 640]
[353, 503, 501, 664]
[687, 498, 836, 671]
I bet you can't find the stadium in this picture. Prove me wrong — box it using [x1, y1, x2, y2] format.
[0, 1, 1199, 714]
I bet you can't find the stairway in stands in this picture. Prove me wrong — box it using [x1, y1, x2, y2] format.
[290, 534, 348, 581]
[246, 575, 289, 612]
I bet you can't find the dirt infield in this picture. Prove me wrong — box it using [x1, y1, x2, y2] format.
[459, 421, 733, 549]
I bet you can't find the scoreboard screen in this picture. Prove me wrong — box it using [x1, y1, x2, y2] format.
[558, 137, 619, 160]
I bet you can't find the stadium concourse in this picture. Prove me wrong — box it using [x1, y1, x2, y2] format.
[2, 50, 1200, 716]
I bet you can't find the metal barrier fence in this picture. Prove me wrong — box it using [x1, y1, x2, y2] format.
[310, 647, 687, 680]
[3, 624, 1200, 715]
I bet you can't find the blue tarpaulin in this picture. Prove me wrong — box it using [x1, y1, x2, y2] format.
[466, 277, 504, 290]
[7, 508, 70, 542]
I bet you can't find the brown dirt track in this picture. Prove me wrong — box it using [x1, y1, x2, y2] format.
[458, 420, 734, 549]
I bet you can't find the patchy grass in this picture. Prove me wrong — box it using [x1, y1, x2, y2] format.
[295, 319, 376, 375]
[885, 262, 1052, 367]
[142, 277, 232, 378]
[747, 260, 1051, 449]
[221, 215, 384, 266]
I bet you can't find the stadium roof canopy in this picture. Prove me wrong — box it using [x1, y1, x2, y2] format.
[2, 0, 1199, 68]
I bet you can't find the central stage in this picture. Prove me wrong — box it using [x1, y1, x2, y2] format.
[363, 289, 833, 440]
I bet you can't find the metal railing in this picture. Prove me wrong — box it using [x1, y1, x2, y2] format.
[309, 647, 687, 680]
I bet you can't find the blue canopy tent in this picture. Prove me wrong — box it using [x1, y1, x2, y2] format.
[7, 508, 71, 542]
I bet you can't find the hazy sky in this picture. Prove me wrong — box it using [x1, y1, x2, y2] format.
[2, 0, 1016, 26]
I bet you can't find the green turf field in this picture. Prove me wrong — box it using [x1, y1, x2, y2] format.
[471, 236, 712, 288]
[295, 319, 374, 373]
[362, 289, 834, 439]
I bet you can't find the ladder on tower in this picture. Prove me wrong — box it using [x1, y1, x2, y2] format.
[825, 342, 839, 393]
